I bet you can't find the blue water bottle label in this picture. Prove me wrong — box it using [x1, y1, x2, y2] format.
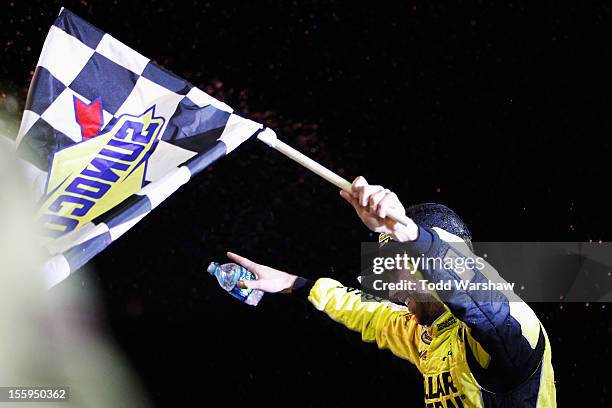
[228, 266, 256, 302]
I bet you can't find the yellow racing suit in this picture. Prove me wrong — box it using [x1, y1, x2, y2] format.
[301, 226, 556, 407]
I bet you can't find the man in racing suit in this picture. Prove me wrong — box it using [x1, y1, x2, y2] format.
[228, 177, 556, 407]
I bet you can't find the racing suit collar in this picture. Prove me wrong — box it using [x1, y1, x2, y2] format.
[428, 311, 458, 338]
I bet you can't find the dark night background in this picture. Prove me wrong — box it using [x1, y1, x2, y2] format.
[1, 0, 611, 406]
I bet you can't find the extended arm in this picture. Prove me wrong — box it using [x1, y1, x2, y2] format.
[226, 252, 421, 365]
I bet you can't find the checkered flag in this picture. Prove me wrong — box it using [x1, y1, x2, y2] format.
[16, 8, 263, 287]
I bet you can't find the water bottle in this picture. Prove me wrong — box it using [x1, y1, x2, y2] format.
[207, 262, 264, 306]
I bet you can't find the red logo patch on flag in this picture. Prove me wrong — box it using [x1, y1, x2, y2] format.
[73, 95, 103, 140]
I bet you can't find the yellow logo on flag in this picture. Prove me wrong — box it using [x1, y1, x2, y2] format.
[38, 106, 165, 238]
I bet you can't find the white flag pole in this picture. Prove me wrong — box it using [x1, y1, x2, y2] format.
[257, 129, 413, 227]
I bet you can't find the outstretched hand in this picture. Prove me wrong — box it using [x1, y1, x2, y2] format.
[339, 176, 418, 242]
[226, 252, 298, 293]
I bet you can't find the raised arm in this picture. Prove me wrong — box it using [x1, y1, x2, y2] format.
[342, 177, 547, 391]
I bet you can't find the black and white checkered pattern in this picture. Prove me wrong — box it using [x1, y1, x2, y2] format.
[17, 9, 263, 287]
